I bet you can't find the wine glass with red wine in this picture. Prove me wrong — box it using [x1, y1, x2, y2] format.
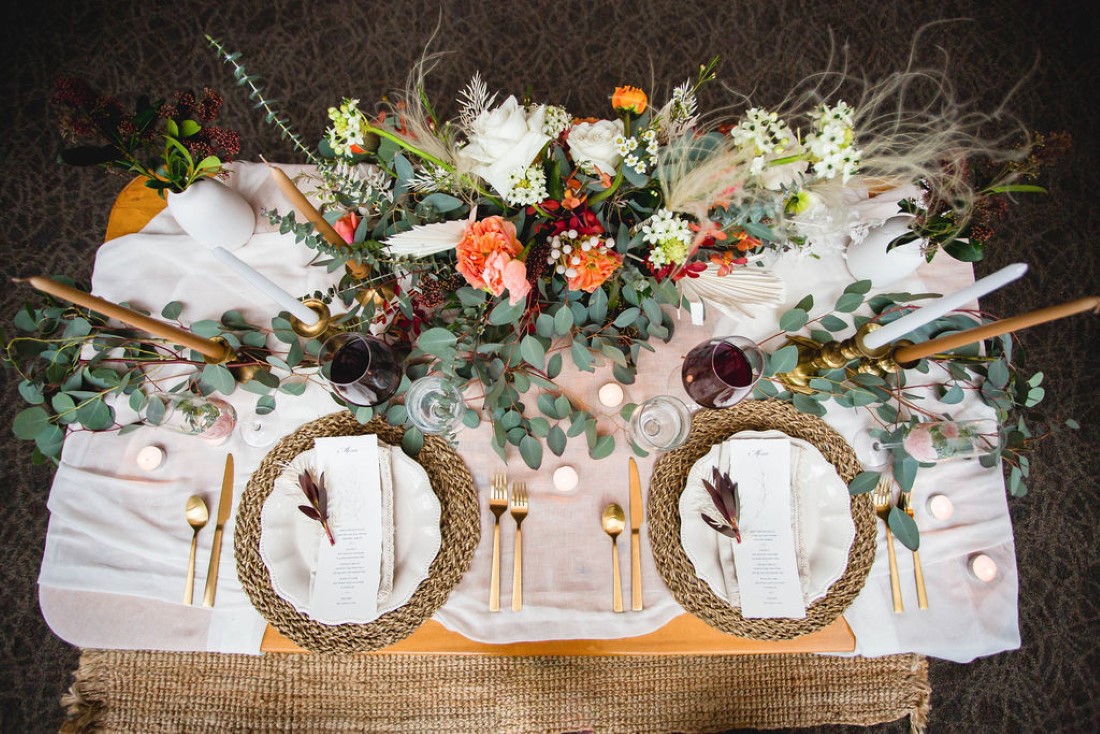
[680, 335, 764, 409]
[318, 332, 401, 407]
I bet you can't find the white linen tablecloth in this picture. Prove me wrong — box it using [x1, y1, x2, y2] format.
[37, 161, 1019, 662]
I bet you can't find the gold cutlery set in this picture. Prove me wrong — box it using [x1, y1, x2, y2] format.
[183, 453, 234, 607]
[488, 473, 528, 612]
[600, 457, 645, 613]
[872, 474, 928, 613]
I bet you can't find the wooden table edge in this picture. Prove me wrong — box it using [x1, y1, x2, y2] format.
[108, 172, 857, 658]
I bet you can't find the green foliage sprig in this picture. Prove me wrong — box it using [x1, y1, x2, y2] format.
[755, 281, 1078, 506]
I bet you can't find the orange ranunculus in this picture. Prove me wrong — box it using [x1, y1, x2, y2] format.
[455, 216, 523, 291]
[567, 246, 623, 293]
[612, 86, 648, 115]
[333, 210, 361, 244]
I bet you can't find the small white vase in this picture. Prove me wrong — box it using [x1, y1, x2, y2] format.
[844, 214, 926, 287]
[166, 177, 256, 251]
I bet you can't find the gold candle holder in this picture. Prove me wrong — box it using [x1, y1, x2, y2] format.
[201, 336, 237, 366]
[774, 323, 913, 394]
[289, 298, 338, 339]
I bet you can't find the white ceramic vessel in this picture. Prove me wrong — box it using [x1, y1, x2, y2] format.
[166, 177, 255, 251]
[844, 214, 926, 287]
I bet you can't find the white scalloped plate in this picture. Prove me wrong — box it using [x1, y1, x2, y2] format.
[679, 430, 855, 607]
[258, 444, 441, 625]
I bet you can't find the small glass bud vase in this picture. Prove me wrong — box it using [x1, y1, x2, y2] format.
[405, 376, 465, 436]
[139, 392, 237, 445]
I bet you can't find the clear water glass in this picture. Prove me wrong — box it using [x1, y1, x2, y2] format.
[405, 376, 466, 435]
[628, 395, 692, 452]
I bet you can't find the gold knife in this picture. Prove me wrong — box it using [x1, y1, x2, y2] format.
[202, 453, 235, 608]
[898, 490, 929, 609]
[628, 457, 643, 611]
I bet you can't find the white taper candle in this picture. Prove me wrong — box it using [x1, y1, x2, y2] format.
[862, 262, 1028, 349]
[210, 246, 320, 326]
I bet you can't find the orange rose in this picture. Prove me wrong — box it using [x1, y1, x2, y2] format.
[455, 216, 523, 291]
[612, 86, 648, 115]
[333, 210, 361, 244]
[567, 246, 623, 293]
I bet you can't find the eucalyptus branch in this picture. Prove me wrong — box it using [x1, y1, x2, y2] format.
[205, 35, 321, 166]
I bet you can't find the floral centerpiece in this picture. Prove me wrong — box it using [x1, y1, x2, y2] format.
[5, 39, 1072, 479]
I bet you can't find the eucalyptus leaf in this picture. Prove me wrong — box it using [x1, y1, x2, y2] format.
[402, 425, 425, 456]
[888, 507, 920, 550]
[848, 471, 881, 495]
[519, 434, 544, 469]
[547, 425, 567, 456]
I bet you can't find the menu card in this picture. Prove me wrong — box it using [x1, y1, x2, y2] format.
[726, 437, 806, 619]
[309, 435, 383, 623]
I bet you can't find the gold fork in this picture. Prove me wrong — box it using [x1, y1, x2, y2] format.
[510, 482, 528, 612]
[488, 474, 509, 612]
[897, 490, 929, 609]
[872, 475, 904, 614]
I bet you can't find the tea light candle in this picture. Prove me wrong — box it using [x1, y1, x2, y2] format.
[968, 554, 998, 582]
[926, 493, 954, 520]
[136, 445, 165, 471]
[598, 383, 624, 408]
[553, 465, 579, 493]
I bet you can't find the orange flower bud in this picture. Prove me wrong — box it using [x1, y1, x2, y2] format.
[612, 86, 648, 115]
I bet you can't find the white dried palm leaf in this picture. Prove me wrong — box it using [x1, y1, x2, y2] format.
[382, 220, 467, 258]
[676, 264, 786, 323]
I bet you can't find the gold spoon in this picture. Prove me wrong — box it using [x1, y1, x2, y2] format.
[183, 495, 209, 605]
[601, 503, 626, 613]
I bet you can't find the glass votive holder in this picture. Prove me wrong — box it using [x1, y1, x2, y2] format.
[139, 392, 237, 445]
[628, 395, 692, 453]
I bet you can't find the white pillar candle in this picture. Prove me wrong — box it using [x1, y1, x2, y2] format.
[968, 553, 998, 582]
[862, 263, 1028, 350]
[211, 246, 320, 325]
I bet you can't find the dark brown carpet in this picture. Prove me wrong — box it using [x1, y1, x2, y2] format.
[1, 1, 1097, 731]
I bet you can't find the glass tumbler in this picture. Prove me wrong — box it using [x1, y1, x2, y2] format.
[405, 376, 466, 435]
[628, 395, 692, 452]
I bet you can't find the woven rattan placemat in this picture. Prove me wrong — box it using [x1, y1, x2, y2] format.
[61, 648, 930, 733]
[649, 400, 876, 640]
[234, 411, 479, 653]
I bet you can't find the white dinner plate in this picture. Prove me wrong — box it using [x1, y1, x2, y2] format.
[679, 430, 855, 607]
[258, 443, 441, 625]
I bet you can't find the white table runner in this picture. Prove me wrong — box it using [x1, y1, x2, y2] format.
[37, 161, 1019, 662]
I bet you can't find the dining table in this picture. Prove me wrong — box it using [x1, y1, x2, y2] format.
[36, 161, 1021, 664]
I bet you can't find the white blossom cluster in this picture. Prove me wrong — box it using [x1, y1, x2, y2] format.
[614, 129, 659, 175]
[410, 163, 460, 194]
[325, 98, 369, 157]
[541, 105, 571, 138]
[641, 208, 693, 267]
[804, 101, 861, 182]
[505, 165, 549, 206]
[730, 108, 800, 175]
[545, 229, 615, 279]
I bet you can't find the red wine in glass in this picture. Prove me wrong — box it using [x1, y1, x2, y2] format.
[681, 336, 763, 409]
[320, 333, 401, 407]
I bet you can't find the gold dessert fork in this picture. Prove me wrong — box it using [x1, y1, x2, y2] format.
[510, 482, 528, 611]
[488, 473, 509, 612]
[898, 489, 929, 609]
[872, 475, 904, 614]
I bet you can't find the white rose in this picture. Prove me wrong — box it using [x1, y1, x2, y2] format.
[457, 96, 551, 196]
[568, 119, 625, 176]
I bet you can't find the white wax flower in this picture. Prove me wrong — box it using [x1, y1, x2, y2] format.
[568, 119, 625, 176]
[457, 96, 551, 197]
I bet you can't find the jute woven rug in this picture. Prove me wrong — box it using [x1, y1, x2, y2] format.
[61, 649, 929, 733]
